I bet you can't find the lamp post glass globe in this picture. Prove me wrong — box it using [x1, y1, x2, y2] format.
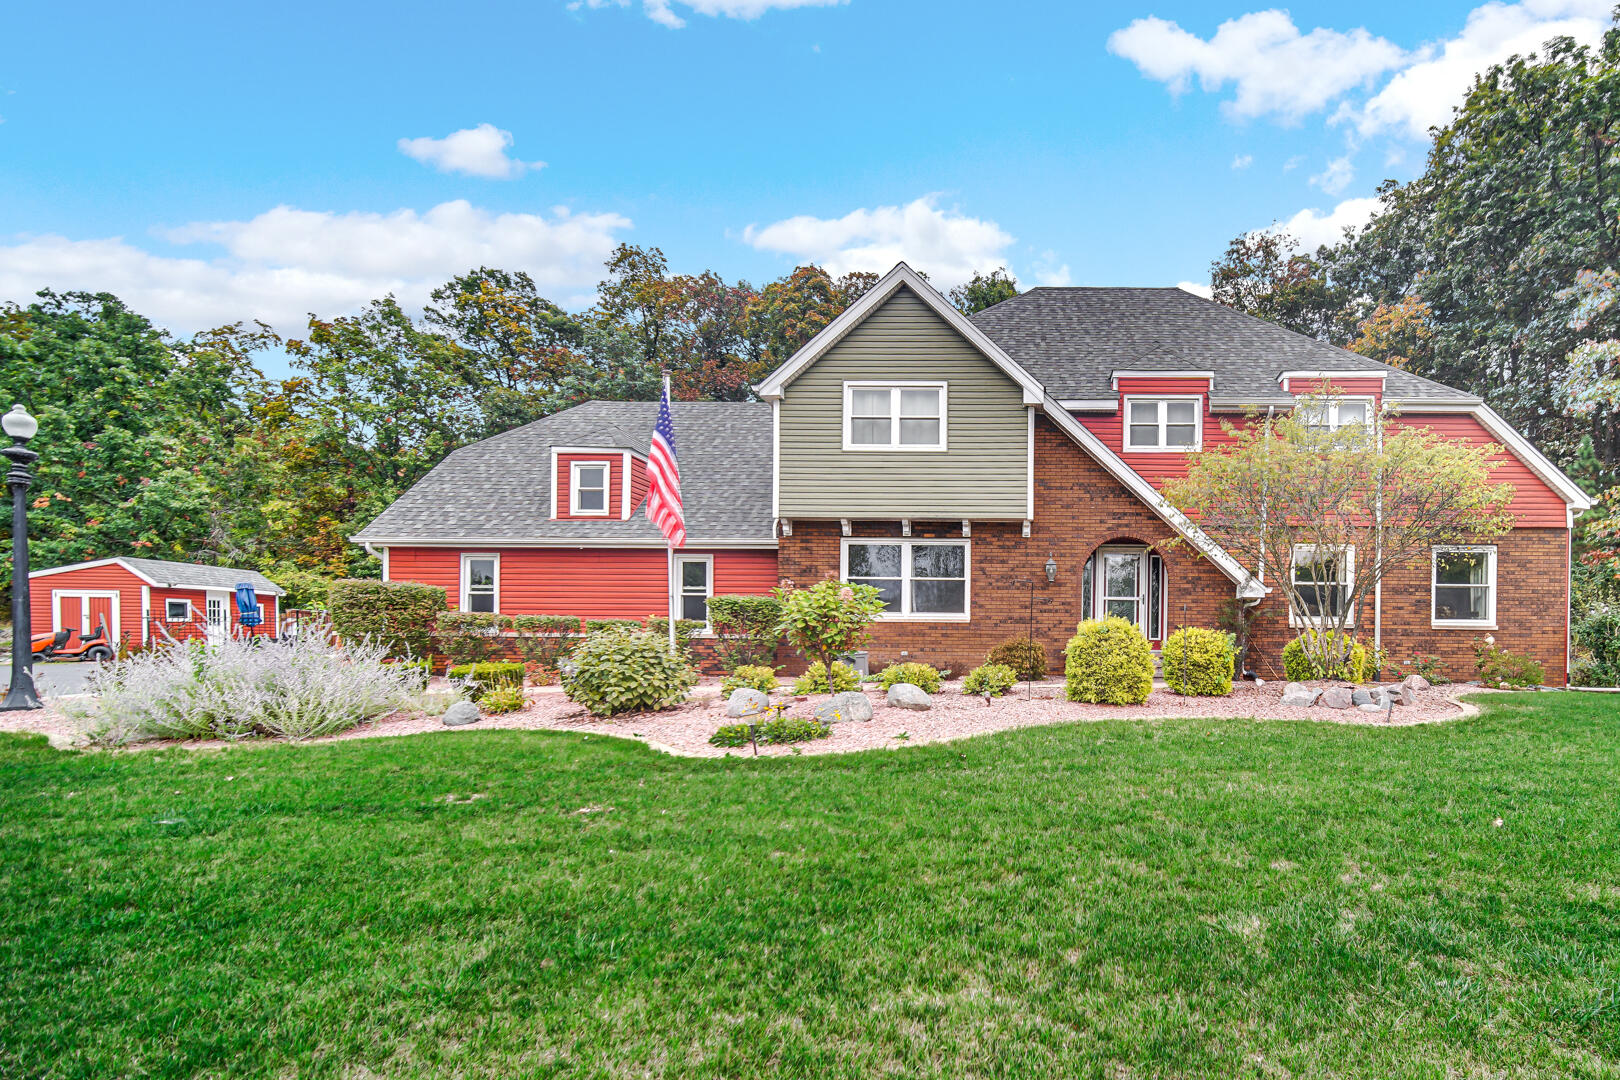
[2, 404, 37, 441]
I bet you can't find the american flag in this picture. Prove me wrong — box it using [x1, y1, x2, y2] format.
[646, 380, 685, 548]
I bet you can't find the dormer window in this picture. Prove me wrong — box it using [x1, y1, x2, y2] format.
[1124, 397, 1201, 451]
[570, 461, 610, 516]
[843, 382, 947, 451]
[1297, 397, 1372, 432]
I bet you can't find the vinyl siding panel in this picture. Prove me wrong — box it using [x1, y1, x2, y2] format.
[1395, 413, 1566, 527]
[778, 285, 1029, 518]
[31, 565, 141, 648]
[555, 453, 622, 519]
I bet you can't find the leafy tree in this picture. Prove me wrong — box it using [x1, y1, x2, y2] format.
[949, 267, 1020, 315]
[1208, 231, 1354, 342]
[773, 579, 886, 672]
[748, 265, 876, 371]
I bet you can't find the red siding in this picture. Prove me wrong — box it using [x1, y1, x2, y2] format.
[387, 546, 779, 617]
[30, 563, 143, 649]
[628, 457, 650, 516]
[1395, 413, 1566, 527]
[1282, 376, 1385, 402]
[555, 453, 624, 520]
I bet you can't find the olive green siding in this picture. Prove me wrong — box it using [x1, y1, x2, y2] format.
[778, 285, 1031, 518]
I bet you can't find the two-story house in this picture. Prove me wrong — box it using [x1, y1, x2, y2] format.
[353, 263, 1592, 684]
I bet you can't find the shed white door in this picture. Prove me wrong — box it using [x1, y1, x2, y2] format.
[205, 591, 229, 647]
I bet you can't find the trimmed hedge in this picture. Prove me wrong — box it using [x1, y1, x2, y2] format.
[561, 629, 698, 717]
[448, 661, 525, 702]
[707, 594, 784, 668]
[963, 662, 1018, 697]
[876, 661, 943, 694]
[645, 617, 706, 656]
[986, 638, 1049, 682]
[1160, 627, 1234, 696]
[437, 611, 505, 665]
[720, 665, 779, 695]
[584, 619, 642, 634]
[326, 579, 445, 659]
[1064, 616, 1154, 705]
[1282, 631, 1373, 682]
[506, 615, 583, 671]
[792, 661, 860, 695]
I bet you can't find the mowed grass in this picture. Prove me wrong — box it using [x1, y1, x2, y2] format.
[2, 695, 1617, 1079]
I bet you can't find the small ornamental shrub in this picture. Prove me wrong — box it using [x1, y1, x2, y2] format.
[720, 665, 778, 695]
[707, 594, 784, 668]
[1392, 653, 1449, 685]
[986, 638, 1049, 681]
[561, 629, 699, 717]
[1571, 606, 1620, 687]
[507, 615, 581, 670]
[448, 661, 525, 702]
[1282, 631, 1373, 682]
[1473, 638, 1547, 688]
[792, 661, 860, 695]
[1160, 627, 1234, 697]
[584, 619, 642, 634]
[876, 661, 943, 694]
[436, 611, 505, 665]
[710, 715, 830, 747]
[1064, 616, 1154, 705]
[480, 686, 525, 714]
[326, 579, 445, 659]
[962, 662, 1018, 697]
[775, 580, 886, 671]
[645, 617, 706, 657]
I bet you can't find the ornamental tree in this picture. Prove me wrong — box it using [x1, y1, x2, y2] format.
[1163, 396, 1517, 675]
[773, 579, 886, 672]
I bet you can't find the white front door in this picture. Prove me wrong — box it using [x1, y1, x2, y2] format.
[1100, 549, 1144, 628]
[205, 592, 229, 647]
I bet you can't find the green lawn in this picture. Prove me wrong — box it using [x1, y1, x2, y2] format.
[2, 695, 1617, 1079]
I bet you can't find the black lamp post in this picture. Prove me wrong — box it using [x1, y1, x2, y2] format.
[3, 404, 43, 712]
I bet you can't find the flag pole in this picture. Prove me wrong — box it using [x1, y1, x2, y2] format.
[665, 374, 677, 656]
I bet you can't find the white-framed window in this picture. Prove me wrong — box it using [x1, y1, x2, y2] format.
[1123, 396, 1201, 451]
[165, 599, 192, 622]
[1297, 397, 1373, 432]
[674, 554, 713, 628]
[1432, 546, 1496, 627]
[570, 461, 611, 516]
[842, 382, 947, 451]
[1290, 545, 1354, 627]
[461, 553, 499, 613]
[842, 539, 969, 620]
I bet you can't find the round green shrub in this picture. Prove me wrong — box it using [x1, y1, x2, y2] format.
[480, 686, 524, 713]
[792, 661, 859, 695]
[962, 662, 1018, 697]
[1160, 627, 1234, 696]
[721, 665, 779, 695]
[1064, 616, 1154, 705]
[876, 661, 942, 694]
[986, 638, 1049, 681]
[1282, 631, 1371, 682]
[447, 661, 525, 702]
[561, 629, 698, 717]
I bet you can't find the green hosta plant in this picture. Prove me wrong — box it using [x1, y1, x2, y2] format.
[876, 661, 942, 694]
[962, 663, 1018, 697]
[480, 686, 525, 714]
[1064, 616, 1154, 706]
[1160, 627, 1234, 697]
[561, 629, 698, 717]
[720, 665, 778, 695]
[774, 580, 885, 672]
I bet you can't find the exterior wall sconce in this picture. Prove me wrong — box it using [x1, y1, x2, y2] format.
[1044, 553, 1058, 584]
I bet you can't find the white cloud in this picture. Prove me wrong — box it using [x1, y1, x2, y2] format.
[1107, 10, 1407, 122]
[1310, 155, 1355, 195]
[1033, 263, 1073, 287]
[1177, 280, 1214, 299]
[1231, 153, 1254, 169]
[1273, 196, 1383, 251]
[0, 200, 632, 335]
[569, 0, 846, 30]
[397, 123, 542, 179]
[742, 196, 1016, 288]
[1346, 0, 1611, 138]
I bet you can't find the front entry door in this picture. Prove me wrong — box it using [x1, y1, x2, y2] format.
[1089, 546, 1163, 643]
[1100, 550, 1144, 627]
[205, 592, 229, 647]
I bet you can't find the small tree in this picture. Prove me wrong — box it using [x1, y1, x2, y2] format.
[774, 580, 886, 672]
[1164, 396, 1517, 675]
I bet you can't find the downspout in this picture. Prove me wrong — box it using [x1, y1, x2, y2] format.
[1374, 403, 1384, 656]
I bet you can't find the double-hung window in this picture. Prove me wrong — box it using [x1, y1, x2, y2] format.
[1297, 397, 1372, 433]
[844, 539, 968, 619]
[675, 554, 713, 627]
[1432, 546, 1496, 627]
[843, 382, 946, 450]
[1290, 545, 1353, 626]
[1124, 397, 1200, 451]
[570, 461, 610, 516]
[461, 553, 499, 613]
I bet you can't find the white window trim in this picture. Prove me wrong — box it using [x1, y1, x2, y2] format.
[840, 538, 971, 622]
[460, 552, 500, 614]
[841, 380, 948, 452]
[165, 598, 192, 622]
[569, 460, 612, 517]
[1295, 396, 1375, 432]
[673, 553, 714, 634]
[1432, 545, 1497, 629]
[1288, 544, 1356, 629]
[1122, 395, 1203, 452]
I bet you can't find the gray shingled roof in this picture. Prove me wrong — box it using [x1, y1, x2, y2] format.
[120, 557, 285, 596]
[353, 400, 774, 543]
[968, 287, 1477, 405]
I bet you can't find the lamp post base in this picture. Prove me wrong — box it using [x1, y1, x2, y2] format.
[1, 675, 43, 712]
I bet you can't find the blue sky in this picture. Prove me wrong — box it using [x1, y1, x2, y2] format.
[1, 0, 1612, 343]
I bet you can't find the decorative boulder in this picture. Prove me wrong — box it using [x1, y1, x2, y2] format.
[442, 700, 481, 727]
[1382, 683, 1415, 707]
[815, 691, 873, 723]
[1279, 683, 1320, 708]
[886, 683, 932, 710]
[726, 688, 769, 718]
[1351, 689, 1375, 707]
[1401, 674, 1431, 693]
[1320, 687, 1355, 709]
[1359, 702, 1388, 714]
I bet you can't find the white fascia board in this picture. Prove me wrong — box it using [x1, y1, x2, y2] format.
[1057, 399, 1118, 411]
[30, 557, 157, 583]
[350, 536, 778, 549]
[1036, 398, 1266, 596]
[552, 444, 649, 461]
[753, 262, 1047, 405]
[1278, 369, 1390, 386]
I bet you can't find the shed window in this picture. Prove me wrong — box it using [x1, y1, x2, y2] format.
[165, 599, 191, 622]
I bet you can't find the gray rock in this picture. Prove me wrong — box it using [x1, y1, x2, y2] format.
[886, 683, 932, 710]
[1358, 702, 1388, 714]
[1382, 683, 1415, 706]
[1279, 684, 1320, 707]
[1401, 674, 1431, 692]
[442, 700, 481, 727]
[1351, 689, 1374, 706]
[815, 691, 873, 723]
[1320, 687, 1355, 709]
[726, 688, 769, 718]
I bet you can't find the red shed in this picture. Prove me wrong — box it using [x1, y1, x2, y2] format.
[29, 557, 284, 650]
